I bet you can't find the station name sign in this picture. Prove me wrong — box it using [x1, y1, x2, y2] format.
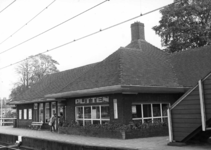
[75, 97, 109, 104]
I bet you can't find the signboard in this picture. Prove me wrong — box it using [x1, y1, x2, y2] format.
[75, 97, 109, 104]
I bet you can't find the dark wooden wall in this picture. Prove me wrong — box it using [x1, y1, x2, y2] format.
[204, 75, 211, 119]
[171, 74, 211, 142]
[171, 86, 201, 142]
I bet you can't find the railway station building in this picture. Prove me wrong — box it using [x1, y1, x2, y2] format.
[9, 22, 211, 132]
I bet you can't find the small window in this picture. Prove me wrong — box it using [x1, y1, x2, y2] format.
[84, 107, 91, 119]
[162, 104, 168, 116]
[101, 105, 109, 119]
[153, 104, 161, 117]
[143, 104, 151, 117]
[28, 109, 32, 120]
[113, 99, 118, 119]
[51, 102, 56, 115]
[76, 107, 83, 119]
[39, 103, 43, 122]
[132, 105, 142, 118]
[24, 109, 27, 119]
[19, 110, 22, 119]
[45, 103, 50, 123]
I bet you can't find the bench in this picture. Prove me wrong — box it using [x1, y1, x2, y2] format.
[30, 122, 43, 130]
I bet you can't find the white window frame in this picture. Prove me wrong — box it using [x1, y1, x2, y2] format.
[75, 105, 110, 126]
[132, 103, 170, 123]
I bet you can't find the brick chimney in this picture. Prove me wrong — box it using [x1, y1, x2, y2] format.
[131, 22, 145, 41]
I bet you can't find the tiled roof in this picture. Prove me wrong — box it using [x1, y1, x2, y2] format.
[122, 40, 180, 87]
[169, 45, 211, 87]
[13, 63, 96, 102]
[11, 39, 211, 103]
[57, 39, 180, 94]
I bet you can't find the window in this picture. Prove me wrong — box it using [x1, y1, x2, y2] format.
[132, 105, 141, 119]
[24, 109, 27, 119]
[28, 109, 32, 120]
[132, 103, 169, 123]
[51, 102, 56, 115]
[113, 99, 118, 119]
[58, 103, 64, 114]
[75, 105, 110, 126]
[39, 103, 43, 122]
[45, 103, 50, 123]
[19, 109, 22, 119]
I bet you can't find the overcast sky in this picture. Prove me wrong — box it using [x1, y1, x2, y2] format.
[0, 0, 173, 99]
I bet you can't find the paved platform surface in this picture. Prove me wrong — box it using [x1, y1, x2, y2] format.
[0, 126, 210, 150]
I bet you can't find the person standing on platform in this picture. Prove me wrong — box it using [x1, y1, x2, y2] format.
[59, 112, 65, 127]
[49, 113, 56, 132]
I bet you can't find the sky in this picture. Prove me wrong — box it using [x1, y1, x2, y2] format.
[0, 0, 173, 99]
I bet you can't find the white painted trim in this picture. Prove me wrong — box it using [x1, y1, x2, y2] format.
[167, 108, 173, 142]
[202, 72, 211, 81]
[199, 80, 206, 131]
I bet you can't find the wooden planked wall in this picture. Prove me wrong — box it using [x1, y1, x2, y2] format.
[171, 86, 201, 142]
[171, 73, 211, 142]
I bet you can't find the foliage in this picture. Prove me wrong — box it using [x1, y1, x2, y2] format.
[4, 110, 16, 118]
[153, 0, 211, 52]
[60, 120, 168, 139]
[62, 120, 168, 132]
[9, 84, 27, 100]
[10, 54, 59, 100]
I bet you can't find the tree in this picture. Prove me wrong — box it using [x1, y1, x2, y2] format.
[153, 0, 211, 53]
[10, 54, 59, 100]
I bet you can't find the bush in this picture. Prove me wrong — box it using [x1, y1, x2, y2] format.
[62, 120, 168, 132]
[59, 120, 168, 139]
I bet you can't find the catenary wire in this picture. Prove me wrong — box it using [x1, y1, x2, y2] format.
[0, 0, 180, 71]
[0, 0, 109, 55]
[0, 0, 56, 45]
[0, 0, 16, 14]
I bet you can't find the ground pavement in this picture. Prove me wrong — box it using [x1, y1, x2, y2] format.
[0, 126, 210, 150]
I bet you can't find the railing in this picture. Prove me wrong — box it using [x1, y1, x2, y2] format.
[0, 118, 16, 126]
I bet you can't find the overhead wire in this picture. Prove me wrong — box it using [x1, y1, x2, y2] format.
[0, 0, 109, 55]
[0, 0, 16, 14]
[0, 0, 180, 71]
[0, 0, 56, 45]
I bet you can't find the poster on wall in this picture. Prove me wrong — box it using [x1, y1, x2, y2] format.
[34, 103, 37, 109]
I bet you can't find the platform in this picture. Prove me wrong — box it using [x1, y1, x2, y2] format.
[0, 126, 210, 150]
